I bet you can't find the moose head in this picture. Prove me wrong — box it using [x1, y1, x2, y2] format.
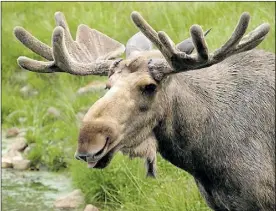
[14, 11, 270, 172]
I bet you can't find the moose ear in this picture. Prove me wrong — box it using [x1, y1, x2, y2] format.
[126, 55, 148, 72]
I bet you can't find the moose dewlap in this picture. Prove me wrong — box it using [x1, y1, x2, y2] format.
[14, 10, 275, 211]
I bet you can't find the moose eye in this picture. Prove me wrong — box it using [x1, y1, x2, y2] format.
[141, 83, 157, 95]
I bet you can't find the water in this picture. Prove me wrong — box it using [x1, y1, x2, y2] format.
[1, 132, 76, 211]
[2, 169, 74, 211]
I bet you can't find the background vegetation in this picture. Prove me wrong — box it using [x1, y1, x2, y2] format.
[2, 2, 275, 211]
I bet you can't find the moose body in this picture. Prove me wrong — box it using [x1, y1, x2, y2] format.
[152, 49, 275, 210]
[14, 10, 275, 211]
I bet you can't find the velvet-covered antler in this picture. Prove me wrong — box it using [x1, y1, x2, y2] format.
[131, 12, 270, 80]
[14, 12, 125, 76]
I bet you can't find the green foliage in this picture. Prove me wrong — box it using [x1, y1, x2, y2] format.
[25, 129, 41, 144]
[2, 2, 275, 211]
[70, 154, 209, 211]
[42, 145, 67, 171]
[27, 144, 43, 169]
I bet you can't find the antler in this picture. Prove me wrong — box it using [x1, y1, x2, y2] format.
[14, 12, 125, 76]
[126, 28, 211, 59]
[176, 28, 212, 55]
[131, 12, 270, 80]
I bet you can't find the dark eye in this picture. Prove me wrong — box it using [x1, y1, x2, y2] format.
[142, 83, 157, 95]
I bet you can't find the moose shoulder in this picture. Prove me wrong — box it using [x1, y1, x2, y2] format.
[154, 49, 275, 210]
[14, 11, 275, 211]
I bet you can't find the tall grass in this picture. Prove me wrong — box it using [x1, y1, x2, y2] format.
[2, 2, 275, 210]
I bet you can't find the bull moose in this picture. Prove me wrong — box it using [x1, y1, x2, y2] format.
[14, 11, 275, 211]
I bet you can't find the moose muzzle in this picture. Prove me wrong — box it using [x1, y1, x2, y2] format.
[75, 119, 121, 168]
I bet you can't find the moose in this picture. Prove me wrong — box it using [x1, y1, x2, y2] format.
[14, 11, 275, 211]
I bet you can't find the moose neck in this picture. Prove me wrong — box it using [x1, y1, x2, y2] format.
[152, 50, 275, 189]
[153, 72, 216, 177]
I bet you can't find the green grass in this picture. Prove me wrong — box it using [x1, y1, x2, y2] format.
[2, 2, 275, 211]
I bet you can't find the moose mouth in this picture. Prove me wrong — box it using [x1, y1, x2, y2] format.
[91, 149, 115, 169]
[87, 143, 119, 169]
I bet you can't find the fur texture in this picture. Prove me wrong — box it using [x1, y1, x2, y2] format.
[152, 49, 275, 211]
[120, 133, 158, 177]
[78, 49, 275, 210]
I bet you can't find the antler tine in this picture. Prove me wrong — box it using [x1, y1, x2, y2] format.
[176, 28, 212, 54]
[209, 13, 270, 65]
[54, 11, 73, 42]
[54, 12, 91, 63]
[131, 12, 171, 57]
[14, 25, 62, 73]
[234, 23, 270, 53]
[189, 25, 209, 61]
[156, 24, 209, 70]
[131, 11, 210, 71]
[13, 12, 72, 62]
[14, 26, 53, 61]
[14, 11, 74, 73]
[17, 57, 57, 73]
[133, 11, 270, 81]
[52, 26, 112, 76]
[14, 26, 59, 73]
[157, 31, 176, 58]
[52, 27, 70, 71]
[158, 25, 210, 61]
[212, 12, 250, 62]
[15, 11, 125, 76]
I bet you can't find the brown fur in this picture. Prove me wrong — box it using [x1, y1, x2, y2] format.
[76, 49, 275, 210]
[13, 10, 274, 211]
[78, 120, 119, 156]
[105, 56, 160, 176]
[120, 133, 158, 177]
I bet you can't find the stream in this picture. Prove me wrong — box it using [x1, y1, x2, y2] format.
[2, 133, 76, 211]
[2, 169, 74, 211]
